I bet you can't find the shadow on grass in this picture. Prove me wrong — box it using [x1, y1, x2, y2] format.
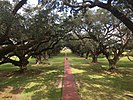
[68, 55, 133, 100]
[0, 55, 64, 100]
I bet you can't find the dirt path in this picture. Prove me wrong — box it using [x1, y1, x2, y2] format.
[62, 56, 80, 100]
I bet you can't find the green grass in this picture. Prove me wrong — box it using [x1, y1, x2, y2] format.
[0, 53, 133, 100]
[60, 48, 72, 54]
[0, 54, 64, 100]
[68, 54, 133, 100]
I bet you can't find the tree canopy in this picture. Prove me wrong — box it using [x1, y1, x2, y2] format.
[0, 0, 133, 72]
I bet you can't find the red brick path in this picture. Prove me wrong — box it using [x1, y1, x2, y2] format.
[62, 57, 80, 100]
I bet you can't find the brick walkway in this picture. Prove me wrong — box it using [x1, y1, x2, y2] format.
[62, 56, 80, 100]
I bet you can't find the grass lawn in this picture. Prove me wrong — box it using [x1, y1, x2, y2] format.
[68, 54, 133, 100]
[0, 52, 133, 100]
[0, 54, 64, 100]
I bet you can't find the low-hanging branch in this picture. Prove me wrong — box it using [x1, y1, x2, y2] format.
[31, 37, 63, 55]
[0, 0, 28, 44]
[127, 55, 133, 62]
[64, 0, 133, 33]
[12, 0, 27, 15]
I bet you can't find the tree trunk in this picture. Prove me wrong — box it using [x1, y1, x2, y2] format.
[19, 58, 29, 73]
[80, 52, 84, 57]
[108, 59, 117, 72]
[85, 52, 89, 59]
[92, 55, 98, 63]
[44, 51, 49, 60]
[48, 54, 51, 58]
[19, 65, 27, 73]
[36, 55, 42, 64]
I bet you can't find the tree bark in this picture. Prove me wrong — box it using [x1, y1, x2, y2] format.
[19, 65, 27, 73]
[92, 55, 98, 63]
[85, 52, 89, 59]
[108, 59, 117, 72]
[80, 52, 84, 57]
[44, 51, 49, 60]
[12, 0, 27, 15]
[36, 55, 42, 64]
[19, 57, 29, 73]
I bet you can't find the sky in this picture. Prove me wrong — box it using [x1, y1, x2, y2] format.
[8, 0, 83, 5]
[8, 0, 38, 6]
[8, 0, 98, 14]
[7, 0, 38, 14]
[25, 0, 38, 6]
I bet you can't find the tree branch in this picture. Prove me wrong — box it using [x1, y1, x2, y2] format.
[12, 0, 27, 15]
